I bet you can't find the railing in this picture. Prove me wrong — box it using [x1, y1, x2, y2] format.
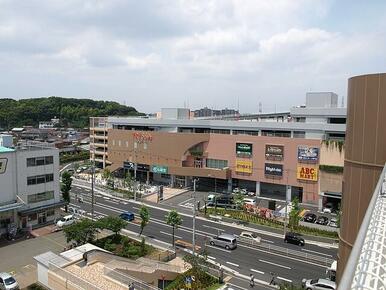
[338, 164, 386, 290]
[104, 266, 159, 290]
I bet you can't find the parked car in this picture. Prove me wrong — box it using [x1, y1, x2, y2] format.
[66, 169, 75, 175]
[316, 216, 329, 226]
[243, 198, 257, 207]
[0, 272, 19, 290]
[119, 211, 135, 221]
[323, 203, 334, 214]
[303, 213, 317, 223]
[56, 215, 75, 228]
[329, 218, 338, 228]
[239, 231, 261, 243]
[284, 232, 305, 246]
[209, 233, 237, 250]
[301, 278, 336, 289]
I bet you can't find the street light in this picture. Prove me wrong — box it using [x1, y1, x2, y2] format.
[192, 178, 198, 256]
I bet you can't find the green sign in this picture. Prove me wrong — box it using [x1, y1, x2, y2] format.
[236, 143, 253, 157]
[151, 165, 168, 174]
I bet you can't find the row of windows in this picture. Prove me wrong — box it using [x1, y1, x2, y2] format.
[27, 156, 54, 167]
[206, 158, 228, 169]
[27, 191, 54, 203]
[27, 174, 54, 185]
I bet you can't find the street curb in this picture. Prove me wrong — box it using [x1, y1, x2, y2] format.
[72, 179, 338, 248]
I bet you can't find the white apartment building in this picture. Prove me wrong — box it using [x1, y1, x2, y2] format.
[0, 145, 63, 235]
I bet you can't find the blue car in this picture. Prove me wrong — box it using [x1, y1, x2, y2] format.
[119, 211, 135, 221]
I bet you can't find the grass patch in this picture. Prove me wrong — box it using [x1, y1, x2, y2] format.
[205, 208, 338, 239]
[165, 268, 218, 290]
[94, 234, 154, 259]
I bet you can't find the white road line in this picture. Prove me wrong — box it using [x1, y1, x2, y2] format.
[250, 268, 265, 275]
[132, 207, 140, 210]
[178, 198, 193, 206]
[159, 231, 182, 239]
[207, 256, 216, 260]
[258, 259, 291, 270]
[202, 224, 223, 231]
[261, 239, 274, 244]
[302, 248, 333, 257]
[108, 200, 119, 204]
[226, 261, 239, 267]
[206, 245, 232, 253]
[277, 276, 293, 283]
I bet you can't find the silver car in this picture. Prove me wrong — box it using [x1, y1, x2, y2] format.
[302, 278, 336, 290]
[0, 273, 19, 290]
[209, 233, 237, 250]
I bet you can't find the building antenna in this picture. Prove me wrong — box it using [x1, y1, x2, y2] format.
[259, 102, 262, 113]
[341, 96, 344, 108]
[237, 97, 239, 113]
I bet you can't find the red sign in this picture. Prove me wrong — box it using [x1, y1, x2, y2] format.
[132, 132, 153, 143]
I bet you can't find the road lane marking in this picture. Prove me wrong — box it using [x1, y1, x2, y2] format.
[160, 231, 182, 239]
[261, 239, 274, 244]
[226, 261, 239, 267]
[108, 200, 119, 204]
[207, 256, 216, 260]
[258, 259, 291, 269]
[132, 207, 140, 210]
[277, 276, 292, 283]
[206, 245, 232, 253]
[250, 268, 265, 275]
[302, 248, 333, 257]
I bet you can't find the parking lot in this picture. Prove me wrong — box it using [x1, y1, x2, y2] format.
[0, 230, 67, 288]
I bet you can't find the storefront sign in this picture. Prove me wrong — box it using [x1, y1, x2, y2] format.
[132, 132, 153, 143]
[298, 146, 319, 162]
[123, 161, 135, 170]
[0, 158, 7, 174]
[264, 163, 283, 177]
[265, 145, 284, 160]
[297, 165, 318, 181]
[235, 160, 253, 174]
[236, 143, 253, 157]
[136, 163, 150, 172]
[151, 165, 168, 174]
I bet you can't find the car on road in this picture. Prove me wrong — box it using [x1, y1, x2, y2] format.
[323, 203, 334, 214]
[238, 231, 261, 243]
[243, 198, 257, 207]
[284, 232, 305, 246]
[66, 169, 75, 175]
[0, 272, 19, 290]
[119, 211, 135, 221]
[56, 215, 75, 228]
[209, 233, 237, 250]
[302, 278, 336, 289]
[303, 213, 317, 223]
[329, 218, 338, 228]
[316, 216, 329, 226]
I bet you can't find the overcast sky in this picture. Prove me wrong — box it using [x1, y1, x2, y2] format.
[0, 0, 385, 113]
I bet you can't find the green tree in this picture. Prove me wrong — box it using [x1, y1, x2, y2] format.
[139, 205, 150, 236]
[63, 219, 98, 245]
[61, 171, 72, 212]
[288, 197, 301, 230]
[165, 210, 182, 247]
[98, 216, 127, 236]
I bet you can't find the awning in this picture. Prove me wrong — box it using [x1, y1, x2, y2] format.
[18, 200, 67, 216]
[0, 202, 24, 213]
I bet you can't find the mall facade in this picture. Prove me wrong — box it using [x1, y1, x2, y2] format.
[90, 92, 345, 209]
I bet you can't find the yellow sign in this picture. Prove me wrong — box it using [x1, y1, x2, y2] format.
[297, 165, 318, 181]
[235, 160, 253, 174]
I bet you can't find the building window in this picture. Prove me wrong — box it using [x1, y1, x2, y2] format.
[206, 159, 228, 169]
[28, 214, 37, 221]
[26, 156, 54, 167]
[27, 174, 54, 186]
[46, 209, 55, 216]
[293, 131, 305, 138]
[27, 191, 54, 203]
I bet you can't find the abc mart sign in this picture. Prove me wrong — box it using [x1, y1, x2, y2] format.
[0, 158, 8, 174]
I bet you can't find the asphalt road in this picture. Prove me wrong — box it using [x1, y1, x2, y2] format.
[69, 184, 337, 287]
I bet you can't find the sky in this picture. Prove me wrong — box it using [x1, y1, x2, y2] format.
[0, 0, 385, 114]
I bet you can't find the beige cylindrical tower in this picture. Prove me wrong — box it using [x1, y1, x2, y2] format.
[337, 73, 386, 281]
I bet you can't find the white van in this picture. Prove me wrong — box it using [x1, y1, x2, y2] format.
[56, 215, 75, 228]
[243, 198, 257, 207]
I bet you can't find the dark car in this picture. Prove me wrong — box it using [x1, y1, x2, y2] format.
[316, 216, 329, 225]
[303, 213, 317, 223]
[119, 211, 135, 221]
[284, 232, 305, 246]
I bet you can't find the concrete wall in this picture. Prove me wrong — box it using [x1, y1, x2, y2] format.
[320, 142, 345, 166]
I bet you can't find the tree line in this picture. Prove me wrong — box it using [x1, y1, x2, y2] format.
[0, 96, 144, 129]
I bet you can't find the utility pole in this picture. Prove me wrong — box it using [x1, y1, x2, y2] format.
[192, 179, 197, 256]
[134, 143, 137, 201]
[91, 145, 95, 220]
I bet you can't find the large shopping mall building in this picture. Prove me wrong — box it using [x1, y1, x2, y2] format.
[90, 92, 346, 210]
